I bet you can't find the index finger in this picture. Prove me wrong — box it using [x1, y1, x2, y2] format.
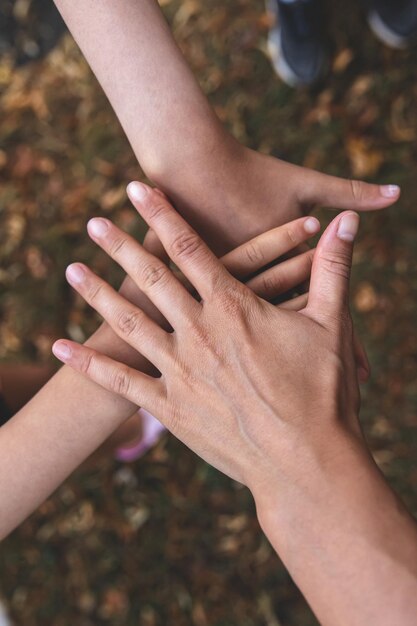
[127, 182, 233, 301]
[220, 216, 320, 279]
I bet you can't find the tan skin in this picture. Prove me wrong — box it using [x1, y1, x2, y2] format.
[0, 212, 331, 421]
[89, 213, 328, 459]
[52, 0, 400, 254]
[0, 364, 144, 459]
[52, 183, 417, 626]
[0, 212, 326, 455]
[46, 0, 389, 455]
[0, 208, 345, 537]
[0, 201, 368, 460]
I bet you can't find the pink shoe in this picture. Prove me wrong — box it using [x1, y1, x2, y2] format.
[115, 409, 166, 463]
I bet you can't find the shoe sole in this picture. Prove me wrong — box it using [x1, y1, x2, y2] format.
[265, 0, 327, 87]
[368, 9, 412, 49]
[267, 28, 305, 87]
[265, 0, 306, 86]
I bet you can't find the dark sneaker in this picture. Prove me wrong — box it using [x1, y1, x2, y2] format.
[266, 0, 328, 87]
[368, 0, 417, 49]
[0, 0, 16, 55]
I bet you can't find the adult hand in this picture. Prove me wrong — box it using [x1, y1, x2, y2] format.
[54, 185, 417, 626]
[53, 182, 364, 492]
[93, 200, 324, 375]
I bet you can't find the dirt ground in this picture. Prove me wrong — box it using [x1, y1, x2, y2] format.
[1, 0, 417, 625]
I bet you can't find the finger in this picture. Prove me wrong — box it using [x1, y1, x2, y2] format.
[118, 275, 167, 328]
[127, 182, 233, 301]
[66, 263, 172, 370]
[52, 340, 165, 411]
[354, 332, 371, 383]
[87, 218, 199, 329]
[143, 229, 170, 265]
[283, 241, 310, 261]
[246, 249, 314, 300]
[220, 217, 320, 279]
[281, 242, 311, 296]
[306, 211, 359, 327]
[279, 292, 309, 311]
[299, 166, 400, 212]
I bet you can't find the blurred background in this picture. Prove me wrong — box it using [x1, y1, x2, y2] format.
[0, 0, 417, 624]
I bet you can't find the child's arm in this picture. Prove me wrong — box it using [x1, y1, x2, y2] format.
[0, 214, 320, 540]
[53, 0, 398, 253]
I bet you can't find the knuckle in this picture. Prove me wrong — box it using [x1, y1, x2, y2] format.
[87, 281, 103, 303]
[349, 179, 363, 203]
[80, 351, 95, 376]
[146, 201, 168, 222]
[321, 251, 351, 280]
[117, 309, 144, 337]
[218, 286, 243, 315]
[109, 236, 127, 257]
[170, 231, 201, 260]
[186, 316, 212, 350]
[192, 325, 212, 350]
[204, 267, 229, 300]
[285, 226, 299, 247]
[140, 263, 169, 290]
[110, 366, 131, 396]
[261, 272, 281, 296]
[244, 242, 264, 266]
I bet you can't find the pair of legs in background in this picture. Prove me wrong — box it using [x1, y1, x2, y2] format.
[4, 0, 417, 84]
[268, 0, 417, 86]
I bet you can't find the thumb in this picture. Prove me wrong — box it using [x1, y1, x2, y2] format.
[299, 167, 400, 212]
[306, 211, 359, 326]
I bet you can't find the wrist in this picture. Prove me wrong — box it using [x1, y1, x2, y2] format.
[145, 134, 249, 254]
[251, 426, 417, 626]
[251, 425, 372, 541]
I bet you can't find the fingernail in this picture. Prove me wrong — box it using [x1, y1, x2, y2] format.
[88, 218, 109, 237]
[127, 181, 148, 202]
[66, 263, 86, 284]
[304, 217, 320, 234]
[52, 341, 72, 362]
[380, 184, 400, 198]
[337, 213, 359, 242]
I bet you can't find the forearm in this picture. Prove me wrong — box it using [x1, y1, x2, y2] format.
[53, 0, 240, 229]
[255, 432, 417, 626]
[53, 0, 398, 252]
[0, 324, 148, 540]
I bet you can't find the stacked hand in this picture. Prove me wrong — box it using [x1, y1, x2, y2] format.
[51, 183, 417, 626]
[53, 182, 364, 491]
[91, 189, 343, 380]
